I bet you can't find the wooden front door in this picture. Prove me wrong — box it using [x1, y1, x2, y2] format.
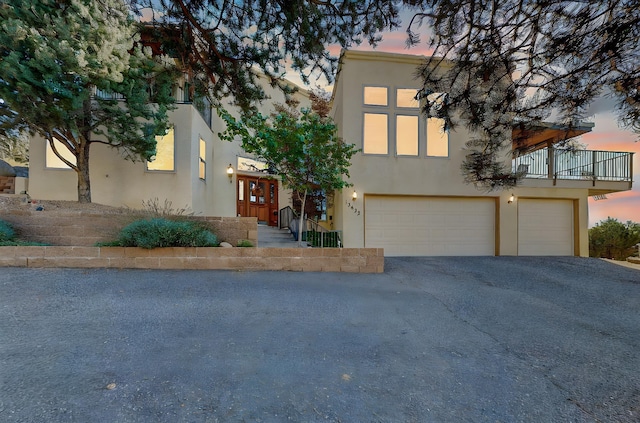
[237, 176, 279, 226]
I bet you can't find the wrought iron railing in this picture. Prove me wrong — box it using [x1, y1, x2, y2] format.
[279, 206, 296, 230]
[92, 86, 213, 128]
[513, 148, 633, 183]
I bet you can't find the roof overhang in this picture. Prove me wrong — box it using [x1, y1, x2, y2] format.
[512, 122, 594, 153]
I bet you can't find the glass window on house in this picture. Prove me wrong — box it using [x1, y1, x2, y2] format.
[396, 115, 419, 156]
[396, 88, 419, 108]
[426, 93, 449, 157]
[363, 113, 388, 154]
[45, 138, 75, 169]
[199, 138, 206, 180]
[147, 126, 175, 171]
[364, 86, 388, 106]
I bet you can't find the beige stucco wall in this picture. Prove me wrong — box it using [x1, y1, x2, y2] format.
[332, 50, 592, 257]
[28, 75, 310, 219]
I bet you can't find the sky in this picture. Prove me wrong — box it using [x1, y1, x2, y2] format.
[285, 22, 639, 228]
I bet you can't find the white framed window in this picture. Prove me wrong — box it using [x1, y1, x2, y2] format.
[147, 126, 175, 171]
[198, 138, 206, 180]
[363, 113, 388, 155]
[396, 115, 419, 156]
[46, 138, 75, 169]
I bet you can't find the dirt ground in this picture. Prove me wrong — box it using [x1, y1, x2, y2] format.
[0, 195, 132, 215]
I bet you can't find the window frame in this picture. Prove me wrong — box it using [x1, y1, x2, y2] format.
[45, 138, 75, 170]
[362, 111, 389, 156]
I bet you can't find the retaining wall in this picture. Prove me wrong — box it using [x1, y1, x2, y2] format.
[1, 209, 257, 247]
[0, 246, 384, 273]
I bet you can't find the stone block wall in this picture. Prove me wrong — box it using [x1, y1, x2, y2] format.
[0, 246, 385, 273]
[0, 209, 258, 247]
[0, 176, 15, 194]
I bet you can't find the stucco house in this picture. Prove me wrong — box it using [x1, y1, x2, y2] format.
[25, 49, 634, 257]
[27, 74, 309, 226]
[329, 50, 634, 257]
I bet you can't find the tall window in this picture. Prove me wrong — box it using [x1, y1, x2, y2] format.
[45, 138, 75, 169]
[395, 88, 420, 157]
[147, 126, 175, 171]
[199, 138, 206, 180]
[363, 113, 388, 154]
[426, 93, 449, 157]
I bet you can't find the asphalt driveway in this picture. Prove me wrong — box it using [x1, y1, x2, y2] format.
[1, 257, 639, 422]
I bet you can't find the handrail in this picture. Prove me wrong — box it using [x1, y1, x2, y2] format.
[513, 148, 633, 182]
[279, 206, 297, 230]
[304, 218, 342, 248]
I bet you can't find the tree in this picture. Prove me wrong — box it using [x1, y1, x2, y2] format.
[0, 131, 29, 164]
[218, 101, 358, 246]
[0, 0, 177, 203]
[589, 217, 640, 260]
[130, 0, 404, 113]
[407, 0, 640, 189]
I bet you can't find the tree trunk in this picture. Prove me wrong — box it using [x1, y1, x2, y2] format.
[76, 140, 91, 203]
[297, 189, 307, 248]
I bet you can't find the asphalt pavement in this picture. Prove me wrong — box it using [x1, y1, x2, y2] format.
[1, 257, 639, 422]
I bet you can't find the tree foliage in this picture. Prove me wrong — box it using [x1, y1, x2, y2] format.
[130, 0, 403, 113]
[218, 101, 358, 245]
[409, 0, 640, 189]
[589, 217, 640, 260]
[0, 0, 177, 202]
[0, 131, 29, 164]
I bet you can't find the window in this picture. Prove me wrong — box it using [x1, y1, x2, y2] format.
[396, 115, 419, 156]
[426, 93, 449, 157]
[363, 113, 388, 155]
[364, 86, 388, 106]
[46, 138, 75, 169]
[147, 126, 175, 171]
[199, 138, 206, 180]
[396, 88, 419, 108]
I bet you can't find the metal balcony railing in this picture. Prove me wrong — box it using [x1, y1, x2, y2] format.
[92, 86, 213, 128]
[513, 148, 634, 183]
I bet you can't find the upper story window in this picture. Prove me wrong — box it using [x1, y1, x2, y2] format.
[198, 138, 206, 180]
[362, 86, 449, 158]
[364, 86, 388, 106]
[147, 126, 175, 171]
[46, 138, 75, 169]
[426, 93, 448, 157]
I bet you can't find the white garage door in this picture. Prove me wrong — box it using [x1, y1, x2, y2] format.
[518, 199, 574, 256]
[365, 196, 496, 256]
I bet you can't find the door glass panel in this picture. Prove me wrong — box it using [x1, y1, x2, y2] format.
[238, 180, 244, 201]
[270, 183, 275, 204]
[250, 181, 257, 202]
[258, 182, 266, 204]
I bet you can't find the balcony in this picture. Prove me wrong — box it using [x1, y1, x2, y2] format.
[513, 148, 634, 193]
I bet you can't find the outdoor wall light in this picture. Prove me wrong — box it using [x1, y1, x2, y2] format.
[227, 164, 234, 182]
[508, 193, 515, 204]
[352, 190, 358, 201]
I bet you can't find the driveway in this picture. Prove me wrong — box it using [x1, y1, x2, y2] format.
[1, 257, 638, 422]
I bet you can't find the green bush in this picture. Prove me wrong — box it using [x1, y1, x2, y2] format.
[0, 219, 16, 242]
[115, 218, 218, 249]
[237, 239, 253, 247]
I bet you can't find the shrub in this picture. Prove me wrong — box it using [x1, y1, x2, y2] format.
[0, 219, 15, 242]
[237, 239, 253, 247]
[116, 218, 218, 249]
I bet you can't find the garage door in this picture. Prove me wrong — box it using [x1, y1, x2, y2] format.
[365, 196, 496, 256]
[518, 199, 574, 256]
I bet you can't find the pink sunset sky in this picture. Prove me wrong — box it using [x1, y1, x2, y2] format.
[286, 22, 638, 227]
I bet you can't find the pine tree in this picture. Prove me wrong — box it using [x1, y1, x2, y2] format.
[0, 0, 177, 202]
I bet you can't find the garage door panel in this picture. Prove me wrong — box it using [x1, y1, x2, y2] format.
[365, 196, 495, 256]
[518, 199, 573, 256]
